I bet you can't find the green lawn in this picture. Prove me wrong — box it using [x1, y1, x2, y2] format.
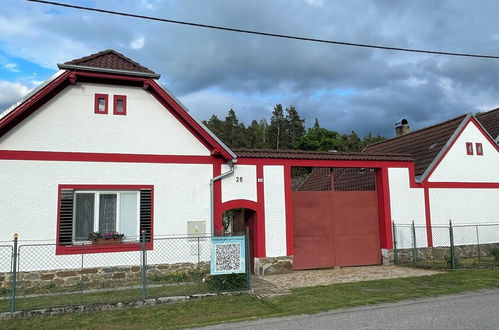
[2, 268, 499, 329]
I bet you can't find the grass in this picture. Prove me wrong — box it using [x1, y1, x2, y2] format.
[2, 268, 499, 329]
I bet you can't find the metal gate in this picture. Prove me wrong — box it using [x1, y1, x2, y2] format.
[292, 191, 381, 270]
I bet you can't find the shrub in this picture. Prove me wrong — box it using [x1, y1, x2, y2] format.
[206, 273, 247, 291]
[490, 247, 499, 261]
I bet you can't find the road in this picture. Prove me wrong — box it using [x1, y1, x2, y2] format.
[200, 288, 499, 330]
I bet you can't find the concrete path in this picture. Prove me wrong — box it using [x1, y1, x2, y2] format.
[201, 288, 499, 330]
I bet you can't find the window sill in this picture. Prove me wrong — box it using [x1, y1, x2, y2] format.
[55, 241, 153, 255]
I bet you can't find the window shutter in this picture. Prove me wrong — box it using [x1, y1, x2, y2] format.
[140, 189, 152, 241]
[59, 189, 74, 245]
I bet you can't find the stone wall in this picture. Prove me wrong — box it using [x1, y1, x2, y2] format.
[394, 243, 499, 264]
[0, 262, 209, 292]
[254, 256, 293, 276]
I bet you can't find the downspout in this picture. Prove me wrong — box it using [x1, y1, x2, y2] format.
[210, 159, 237, 235]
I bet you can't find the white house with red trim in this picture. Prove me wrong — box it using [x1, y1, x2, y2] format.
[1, 50, 498, 274]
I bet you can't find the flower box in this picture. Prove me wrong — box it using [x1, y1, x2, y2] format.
[93, 238, 123, 245]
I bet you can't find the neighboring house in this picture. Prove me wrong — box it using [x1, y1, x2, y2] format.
[364, 110, 499, 248]
[1, 49, 497, 274]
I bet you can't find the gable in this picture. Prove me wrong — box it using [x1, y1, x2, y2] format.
[427, 118, 499, 183]
[0, 82, 211, 156]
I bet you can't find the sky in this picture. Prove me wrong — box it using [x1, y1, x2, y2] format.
[2, 1, 499, 138]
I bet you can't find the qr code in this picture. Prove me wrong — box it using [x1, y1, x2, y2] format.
[215, 243, 240, 272]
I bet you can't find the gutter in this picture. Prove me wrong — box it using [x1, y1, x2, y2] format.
[210, 159, 237, 235]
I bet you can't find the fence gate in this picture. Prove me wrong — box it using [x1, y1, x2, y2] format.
[292, 167, 381, 270]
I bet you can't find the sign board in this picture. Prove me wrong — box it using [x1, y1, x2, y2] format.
[210, 236, 246, 275]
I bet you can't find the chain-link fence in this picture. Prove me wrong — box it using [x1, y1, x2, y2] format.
[393, 221, 499, 269]
[0, 232, 251, 313]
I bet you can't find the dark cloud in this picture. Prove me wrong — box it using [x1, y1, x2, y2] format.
[3, 1, 499, 137]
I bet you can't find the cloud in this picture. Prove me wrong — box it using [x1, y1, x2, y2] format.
[129, 37, 145, 50]
[4, 63, 19, 72]
[2, 1, 499, 137]
[0, 81, 30, 112]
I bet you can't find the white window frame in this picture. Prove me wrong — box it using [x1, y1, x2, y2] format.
[72, 190, 140, 243]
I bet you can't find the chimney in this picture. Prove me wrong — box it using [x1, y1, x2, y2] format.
[395, 119, 410, 137]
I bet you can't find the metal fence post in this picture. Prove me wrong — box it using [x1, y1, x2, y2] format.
[245, 227, 251, 290]
[10, 234, 18, 313]
[197, 237, 200, 266]
[475, 225, 481, 262]
[411, 220, 417, 266]
[449, 220, 456, 270]
[141, 230, 147, 300]
[392, 221, 398, 265]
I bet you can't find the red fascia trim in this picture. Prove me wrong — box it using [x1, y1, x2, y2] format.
[147, 80, 233, 161]
[0, 71, 72, 138]
[0, 150, 218, 164]
[220, 199, 258, 213]
[423, 182, 499, 189]
[235, 158, 413, 169]
[113, 95, 127, 116]
[476, 143, 483, 156]
[94, 94, 109, 114]
[55, 184, 154, 255]
[376, 167, 393, 249]
[255, 164, 266, 257]
[284, 165, 294, 256]
[423, 188, 433, 247]
[466, 142, 474, 155]
[424, 118, 499, 183]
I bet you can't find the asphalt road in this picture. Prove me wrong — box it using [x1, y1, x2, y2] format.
[200, 288, 499, 330]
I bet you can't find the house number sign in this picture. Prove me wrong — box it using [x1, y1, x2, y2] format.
[235, 177, 243, 182]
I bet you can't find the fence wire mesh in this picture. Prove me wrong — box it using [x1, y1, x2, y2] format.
[0, 234, 250, 313]
[394, 222, 499, 270]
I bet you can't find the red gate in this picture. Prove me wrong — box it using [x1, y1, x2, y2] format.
[292, 191, 381, 270]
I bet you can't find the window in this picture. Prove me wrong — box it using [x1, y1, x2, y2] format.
[476, 143, 483, 156]
[74, 191, 139, 241]
[466, 142, 474, 155]
[94, 94, 108, 114]
[57, 185, 153, 254]
[113, 95, 127, 115]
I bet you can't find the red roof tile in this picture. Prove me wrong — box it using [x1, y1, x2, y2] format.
[477, 107, 499, 140]
[364, 115, 466, 176]
[233, 148, 412, 162]
[61, 49, 157, 75]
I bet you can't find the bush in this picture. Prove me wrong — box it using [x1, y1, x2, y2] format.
[206, 273, 247, 291]
[490, 247, 499, 261]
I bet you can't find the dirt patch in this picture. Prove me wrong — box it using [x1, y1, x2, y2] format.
[262, 266, 441, 289]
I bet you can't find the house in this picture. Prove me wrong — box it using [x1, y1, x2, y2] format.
[1, 49, 497, 276]
[364, 110, 499, 248]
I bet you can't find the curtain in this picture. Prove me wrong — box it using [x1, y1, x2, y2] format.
[99, 194, 117, 233]
[74, 193, 95, 241]
[120, 193, 138, 239]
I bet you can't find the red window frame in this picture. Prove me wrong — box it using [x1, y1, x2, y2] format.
[466, 142, 474, 155]
[56, 184, 153, 255]
[94, 94, 109, 114]
[113, 95, 127, 116]
[476, 143, 483, 156]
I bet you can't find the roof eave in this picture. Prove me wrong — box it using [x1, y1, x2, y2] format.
[417, 113, 472, 183]
[57, 63, 161, 79]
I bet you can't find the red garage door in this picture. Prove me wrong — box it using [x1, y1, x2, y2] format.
[292, 191, 381, 270]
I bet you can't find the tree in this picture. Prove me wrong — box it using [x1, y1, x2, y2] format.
[285, 105, 305, 147]
[223, 109, 247, 148]
[268, 104, 287, 149]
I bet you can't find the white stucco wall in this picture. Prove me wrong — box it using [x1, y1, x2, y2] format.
[221, 164, 257, 203]
[388, 167, 427, 248]
[429, 188, 499, 246]
[0, 159, 213, 271]
[429, 121, 499, 182]
[263, 165, 287, 257]
[0, 83, 210, 156]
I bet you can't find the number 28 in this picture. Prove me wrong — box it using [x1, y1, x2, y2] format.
[236, 177, 244, 182]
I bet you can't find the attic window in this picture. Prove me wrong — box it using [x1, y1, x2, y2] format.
[466, 142, 474, 155]
[113, 95, 127, 116]
[94, 94, 108, 114]
[476, 143, 483, 156]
